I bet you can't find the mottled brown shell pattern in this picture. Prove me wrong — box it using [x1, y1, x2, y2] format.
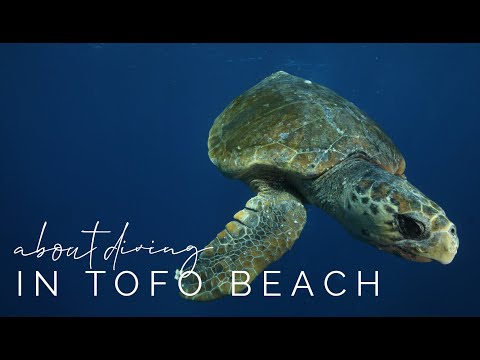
[208, 71, 405, 179]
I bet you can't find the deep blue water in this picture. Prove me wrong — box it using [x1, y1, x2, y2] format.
[1, 43, 479, 316]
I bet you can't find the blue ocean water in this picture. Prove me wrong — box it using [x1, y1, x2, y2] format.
[1, 43, 479, 316]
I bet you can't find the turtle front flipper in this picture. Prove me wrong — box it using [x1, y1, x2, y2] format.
[178, 190, 306, 301]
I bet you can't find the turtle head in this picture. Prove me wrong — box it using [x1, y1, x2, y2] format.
[341, 161, 459, 264]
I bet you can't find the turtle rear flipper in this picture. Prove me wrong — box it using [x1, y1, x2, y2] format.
[179, 190, 306, 301]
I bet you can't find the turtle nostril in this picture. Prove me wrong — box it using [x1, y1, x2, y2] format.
[450, 226, 456, 236]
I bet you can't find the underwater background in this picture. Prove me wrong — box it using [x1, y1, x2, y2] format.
[1, 43, 479, 316]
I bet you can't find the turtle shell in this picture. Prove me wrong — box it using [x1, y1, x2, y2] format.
[208, 71, 405, 179]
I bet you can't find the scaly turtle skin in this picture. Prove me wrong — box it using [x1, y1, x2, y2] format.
[178, 71, 459, 301]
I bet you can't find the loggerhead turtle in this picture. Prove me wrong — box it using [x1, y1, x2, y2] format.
[179, 71, 459, 301]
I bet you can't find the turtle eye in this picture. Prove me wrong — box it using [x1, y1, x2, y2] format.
[397, 214, 425, 239]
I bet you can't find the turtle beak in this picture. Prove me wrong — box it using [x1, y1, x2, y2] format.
[421, 229, 459, 264]
[393, 227, 459, 265]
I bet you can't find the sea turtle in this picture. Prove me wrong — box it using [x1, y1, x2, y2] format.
[178, 71, 459, 301]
